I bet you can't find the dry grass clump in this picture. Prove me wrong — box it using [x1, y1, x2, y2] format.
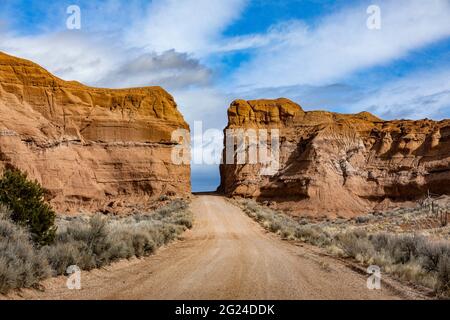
[43, 199, 192, 276]
[355, 215, 372, 224]
[335, 230, 374, 263]
[241, 199, 329, 244]
[0, 200, 192, 293]
[436, 256, 450, 297]
[238, 198, 450, 298]
[0, 205, 51, 293]
[241, 199, 333, 245]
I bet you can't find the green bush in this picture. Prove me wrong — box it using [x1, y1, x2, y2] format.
[0, 169, 56, 245]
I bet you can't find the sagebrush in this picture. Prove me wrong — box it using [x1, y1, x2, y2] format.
[0, 199, 192, 293]
[0, 205, 51, 293]
[238, 198, 450, 298]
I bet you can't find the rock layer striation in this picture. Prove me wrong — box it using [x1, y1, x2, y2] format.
[0, 52, 190, 213]
[219, 98, 450, 217]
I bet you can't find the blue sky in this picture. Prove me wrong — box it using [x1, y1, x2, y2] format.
[1, 0, 450, 191]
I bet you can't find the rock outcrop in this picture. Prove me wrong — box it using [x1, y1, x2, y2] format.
[0, 52, 190, 213]
[219, 98, 450, 217]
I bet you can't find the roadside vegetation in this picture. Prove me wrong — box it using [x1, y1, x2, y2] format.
[235, 198, 450, 299]
[0, 169, 56, 245]
[0, 169, 192, 294]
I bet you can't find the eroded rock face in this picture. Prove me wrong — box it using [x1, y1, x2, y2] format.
[0, 52, 190, 213]
[219, 98, 450, 217]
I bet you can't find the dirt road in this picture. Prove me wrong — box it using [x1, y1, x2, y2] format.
[10, 195, 425, 300]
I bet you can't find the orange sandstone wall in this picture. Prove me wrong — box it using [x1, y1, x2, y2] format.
[0, 52, 190, 213]
[219, 98, 450, 217]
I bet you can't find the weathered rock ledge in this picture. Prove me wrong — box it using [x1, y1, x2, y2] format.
[219, 98, 450, 217]
[0, 52, 190, 213]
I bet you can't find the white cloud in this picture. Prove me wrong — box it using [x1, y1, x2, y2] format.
[0, 0, 449, 125]
[174, 87, 231, 129]
[126, 0, 248, 56]
[233, 68, 450, 120]
[0, 32, 213, 90]
[210, 21, 305, 53]
[177, 88, 229, 169]
[349, 68, 450, 120]
[0, 0, 248, 86]
[0, 32, 120, 84]
[96, 50, 212, 89]
[0, 0, 241, 180]
[230, 0, 450, 89]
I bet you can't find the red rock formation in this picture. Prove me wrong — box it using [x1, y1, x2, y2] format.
[219, 98, 450, 217]
[0, 52, 190, 213]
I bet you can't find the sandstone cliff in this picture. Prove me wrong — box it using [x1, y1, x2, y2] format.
[0, 52, 190, 213]
[219, 98, 450, 217]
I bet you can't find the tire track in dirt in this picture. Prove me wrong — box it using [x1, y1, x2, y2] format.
[6, 195, 427, 300]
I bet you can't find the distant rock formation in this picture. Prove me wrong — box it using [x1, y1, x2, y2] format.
[219, 98, 450, 217]
[0, 52, 190, 213]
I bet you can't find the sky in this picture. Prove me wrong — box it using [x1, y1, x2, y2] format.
[0, 0, 449, 191]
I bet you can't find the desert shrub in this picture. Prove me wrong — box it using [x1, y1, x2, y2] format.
[294, 225, 330, 245]
[369, 251, 395, 268]
[255, 211, 267, 222]
[0, 200, 192, 293]
[47, 215, 111, 270]
[43, 200, 192, 276]
[84, 215, 112, 264]
[175, 216, 193, 229]
[105, 224, 136, 260]
[313, 232, 333, 247]
[240, 199, 336, 246]
[436, 255, 450, 298]
[281, 228, 295, 240]
[243, 200, 260, 214]
[0, 206, 51, 293]
[369, 233, 391, 251]
[355, 215, 371, 224]
[0, 169, 56, 245]
[335, 231, 374, 260]
[294, 225, 317, 240]
[131, 231, 156, 257]
[418, 240, 450, 272]
[367, 233, 450, 295]
[104, 222, 157, 259]
[154, 199, 188, 218]
[269, 220, 281, 233]
[387, 234, 424, 264]
[236, 199, 450, 298]
[388, 260, 431, 287]
[41, 241, 90, 275]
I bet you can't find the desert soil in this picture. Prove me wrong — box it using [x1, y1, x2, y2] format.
[6, 195, 427, 300]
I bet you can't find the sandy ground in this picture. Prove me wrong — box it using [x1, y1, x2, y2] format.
[5, 195, 428, 300]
